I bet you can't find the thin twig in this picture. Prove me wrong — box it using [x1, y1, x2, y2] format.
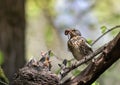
[91, 25, 120, 46]
[59, 44, 107, 80]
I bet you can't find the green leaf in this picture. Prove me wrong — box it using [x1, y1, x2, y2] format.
[100, 26, 107, 34]
[49, 52, 54, 57]
[92, 81, 99, 85]
[55, 68, 61, 74]
[87, 39, 93, 44]
[0, 66, 9, 84]
[0, 51, 4, 65]
[72, 69, 81, 76]
[67, 61, 71, 67]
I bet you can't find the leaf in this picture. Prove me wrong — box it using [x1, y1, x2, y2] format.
[0, 51, 4, 65]
[72, 69, 81, 76]
[55, 68, 61, 74]
[100, 26, 107, 34]
[67, 61, 71, 67]
[49, 52, 54, 57]
[0, 66, 9, 84]
[87, 39, 93, 44]
[92, 81, 99, 85]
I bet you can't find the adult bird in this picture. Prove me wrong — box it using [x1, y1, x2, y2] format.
[65, 29, 93, 61]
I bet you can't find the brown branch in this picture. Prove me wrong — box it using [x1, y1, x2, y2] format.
[62, 32, 120, 85]
[59, 44, 106, 80]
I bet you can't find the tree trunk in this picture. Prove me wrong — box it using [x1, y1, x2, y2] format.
[0, 0, 25, 81]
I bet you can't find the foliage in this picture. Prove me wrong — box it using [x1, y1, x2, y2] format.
[94, 0, 120, 24]
[87, 39, 93, 45]
[37, 0, 56, 16]
[49, 51, 54, 57]
[26, 0, 40, 17]
[55, 68, 61, 75]
[0, 66, 9, 84]
[67, 60, 72, 67]
[0, 51, 4, 65]
[72, 69, 81, 76]
[92, 81, 99, 85]
[26, 0, 56, 17]
[100, 26, 107, 34]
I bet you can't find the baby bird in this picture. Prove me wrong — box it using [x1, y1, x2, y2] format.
[65, 29, 93, 61]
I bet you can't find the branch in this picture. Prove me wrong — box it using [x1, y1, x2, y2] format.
[59, 44, 106, 80]
[62, 32, 120, 85]
[91, 25, 120, 46]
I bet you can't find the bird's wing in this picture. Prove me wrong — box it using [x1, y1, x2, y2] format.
[78, 37, 93, 55]
[68, 36, 81, 52]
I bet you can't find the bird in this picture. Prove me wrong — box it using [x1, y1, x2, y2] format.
[40, 50, 52, 71]
[65, 29, 93, 61]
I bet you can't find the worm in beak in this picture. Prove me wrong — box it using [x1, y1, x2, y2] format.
[65, 30, 71, 39]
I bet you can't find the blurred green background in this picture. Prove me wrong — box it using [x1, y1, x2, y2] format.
[0, 0, 120, 84]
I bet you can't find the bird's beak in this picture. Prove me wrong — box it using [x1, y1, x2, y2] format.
[65, 30, 73, 39]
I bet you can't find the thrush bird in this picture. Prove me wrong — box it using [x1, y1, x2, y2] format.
[65, 29, 93, 61]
